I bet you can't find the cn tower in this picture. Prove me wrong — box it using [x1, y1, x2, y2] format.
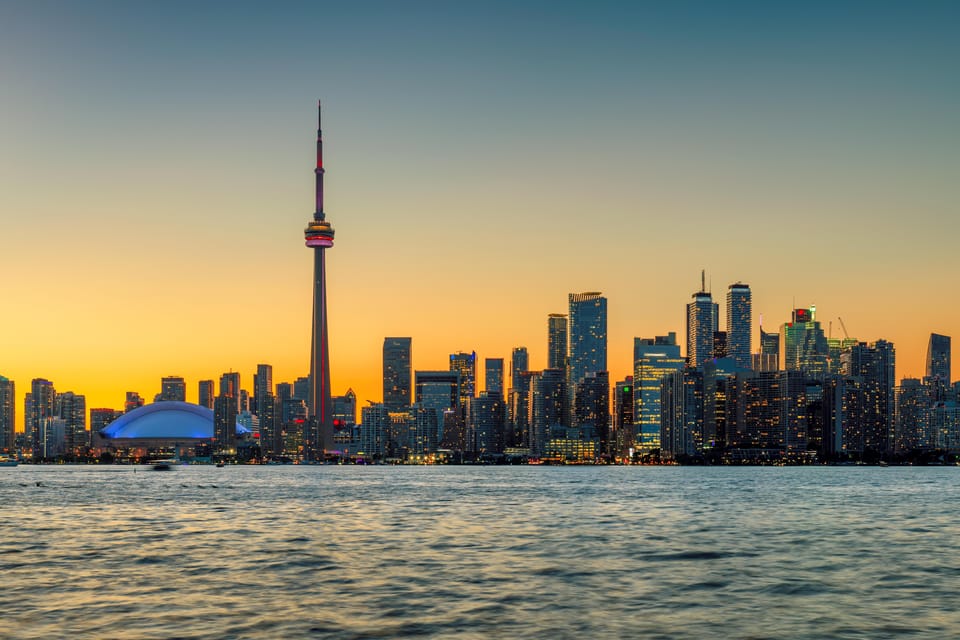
[304, 100, 335, 456]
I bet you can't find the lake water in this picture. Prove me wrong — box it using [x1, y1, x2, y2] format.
[1, 465, 958, 639]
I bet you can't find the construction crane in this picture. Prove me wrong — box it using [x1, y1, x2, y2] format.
[838, 317, 850, 340]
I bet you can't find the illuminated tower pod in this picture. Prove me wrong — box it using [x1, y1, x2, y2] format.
[304, 101, 336, 454]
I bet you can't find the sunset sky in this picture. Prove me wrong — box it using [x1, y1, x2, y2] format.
[1, 1, 958, 429]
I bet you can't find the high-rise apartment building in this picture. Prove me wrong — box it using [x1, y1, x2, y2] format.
[573, 371, 610, 451]
[253, 364, 273, 414]
[485, 358, 504, 397]
[124, 392, 144, 413]
[726, 283, 752, 369]
[613, 377, 633, 458]
[468, 392, 505, 454]
[547, 314, 568, 371]
[568, 292, 607, 426]
[686, 276, 719, 369]
[926, 333, 951, 386]
[415, 370, 461, 446]
[660, 368, 704, 459]
[27, 378, 56, 457]
[840, 340, 896, 454]
[56, 391, 86, 454]
[0, 376, 14, 452]
[529, 369, 565, 457]
[383, 337, 412, 411]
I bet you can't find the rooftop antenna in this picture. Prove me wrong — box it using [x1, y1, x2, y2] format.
[701, 269, 706, 294]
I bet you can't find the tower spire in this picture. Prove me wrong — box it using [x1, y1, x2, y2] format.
[315, 100, 324, 219]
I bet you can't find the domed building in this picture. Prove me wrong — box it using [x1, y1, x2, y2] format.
[97, 401, 251, 459]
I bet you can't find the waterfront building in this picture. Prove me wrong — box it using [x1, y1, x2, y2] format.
[547, 314, 567, 371]
[27, 378, 56, 458]
[529, 369, 565, 457]
[573, 371, 609, 453]
[660, 368, 704, 459]
[613, 376, 633, 459]
[726, 370, 808, 457]
[686, 274, 719, 369]
[780, 308, 829, 379]
[509, 371, 536, 449]
[415, 370, 461, 446]
[0, 376, 14, 452]
[633, 334, 684, 452]
[258, 394, 282, 457]
[198, 380, 215, 409]
[568, 292, 607, 426]
[894, 379, 928, 453]
[213, 393, 239, 449]
[383, 337, 412, 411]
[39, 417, 66, 459]
[485, 358, 504, 397]
[840, 340, 896, 454]
[360, 403, 389, 459]
[931, 401, 960, 451]
[56, 391, 86, 454]
[726, 283, 752, 369]
[468, 392, 505, 455]
[702, 357, 746, 450]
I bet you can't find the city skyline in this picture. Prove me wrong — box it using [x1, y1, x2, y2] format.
[2, 2, 959, 427]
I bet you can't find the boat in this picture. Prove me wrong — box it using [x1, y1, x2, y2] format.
[151, 459, 176, 471]
[0, 456, 18, 467]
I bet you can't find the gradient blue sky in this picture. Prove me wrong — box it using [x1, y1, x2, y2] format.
[1, 1, 958, 419]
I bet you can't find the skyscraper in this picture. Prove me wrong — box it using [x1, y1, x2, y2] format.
[56, 391, 86, 454]
[726, 283, 752, 369]
[304, 100, 336, 455]
[0, 376, 14, 452]
[780, 308, 829, 378]
[27, 378, 55, 458]
[383, 337, 412, 411]
[485, 358, 504, 397]
[686, 274, 718, 369]
[254, 364, 273, 414]
[633, 335, 684, 452]
[926, 333, 951, 386]
[198, 380, 215, 409]
[415, 370, 461, 446]
[510, 347, 528, 392]
[568, 292, 607, 424]
[547, 314, 568, 371]
[449, 351, 477, 404]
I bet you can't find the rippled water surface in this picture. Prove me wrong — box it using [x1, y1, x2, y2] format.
[2, 465, 959, 639]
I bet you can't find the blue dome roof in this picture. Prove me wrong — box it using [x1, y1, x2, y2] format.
[99, 401, 251, 440]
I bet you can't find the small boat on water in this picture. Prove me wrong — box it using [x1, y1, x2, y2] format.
[0, 456, 18, 467]
[151, 460, 176, 471]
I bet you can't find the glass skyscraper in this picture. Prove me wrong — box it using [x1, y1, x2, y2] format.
[926, 333, 951, 385]
[568, 292, 607, 424]
[383, 337, 412, 411]
[686, 288, 718, 369]
[547, 314, 568, 371]
[633, 335, 684, 452]
[726, 283, 752, 369]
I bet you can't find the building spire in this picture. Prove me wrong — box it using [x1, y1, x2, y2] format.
[315, 100, 324, 219]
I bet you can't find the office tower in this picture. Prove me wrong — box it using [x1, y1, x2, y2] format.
[0, 376, 14, 451]
[780, 308, 829, 378]
[258, 394, 282, 456]
[529, 369, 565, 457]
[485, 358, 504, 397]
[383, 337, 413, 411]
[405, 404, 439, 456]
[124, 392, 144, 413]
[633, 334, 684, 452]
[894, 379, 928, 453]
[39, 417, 66, 459]
[449, 351, 477, 403]
[568, 292, 607, 427]
[547, 314, 568, 371]
[573, 371, 610, 453]
[303, 101, 337, 455]
[27, 379, 55, 458]
[56, 391, 86, 454]
[213, 393, 238, 449]
[510, 347, 528, 391]
[468, 392, 505, 454]
[686, 273, 719, 369]
[415, 371, 461, 446]
[660, 368, 704, 460]
[726, 283, 752, 369]
[253, 364, 273, 415]
[613, 377, 634, 459]
[276, 382, 293, 403]
[198, 380, 215, 409]
[726, 370, 808, 456]
[926, 333, 951, 387]
[840, 340, 896, 454]
[754, 324, 780, 372]
[159, 376, 186, 402]
[827, 337, 859, 375]
[702, 357, 742, 450]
